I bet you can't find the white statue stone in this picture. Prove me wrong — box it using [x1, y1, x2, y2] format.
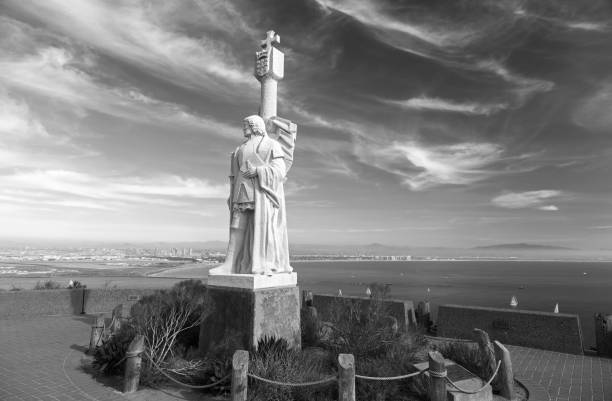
[208, 31, 297, 286]
[209, 114, 292, 275]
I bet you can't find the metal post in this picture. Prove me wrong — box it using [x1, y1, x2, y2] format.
[231, 350, 249, 401]
[494, 341, 514, 399]
[338, 353, 355, 401]
[428, 351, 447, 401]
[123, 334, 145, 393]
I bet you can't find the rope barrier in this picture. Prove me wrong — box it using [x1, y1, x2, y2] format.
[247, 373, 338, 387]
[142, 349, 231, 389]
[424, 335, 476, 343]
[428, 369, 447, 379]
[444, 360, 501, 394]
[355, 370, 425, 381]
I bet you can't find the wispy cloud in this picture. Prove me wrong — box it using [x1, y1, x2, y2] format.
[476, 60, 554, 102]
[491, 190, 563, 210]
[573, 82, 612, 132]
[360, 141, 505, 190]
[314, 0, 483, 48]
[589, 225, 612, 230]
[514, 8, 610, 32]
[382, 96, 507, 116]
[0, 92, 50, 139]
[0, 45, 236, 135]
[6, 0, 253, 92]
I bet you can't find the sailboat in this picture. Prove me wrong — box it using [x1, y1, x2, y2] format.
[510, 295, 518, 308]
[554, 303, 559, 313]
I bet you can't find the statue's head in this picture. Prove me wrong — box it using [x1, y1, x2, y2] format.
[243, 115, 266, 137]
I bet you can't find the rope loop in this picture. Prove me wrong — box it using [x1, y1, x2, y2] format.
[428, 369, 447, 378]
[247, 373, 338, 387]
[355, 370, 425, 381]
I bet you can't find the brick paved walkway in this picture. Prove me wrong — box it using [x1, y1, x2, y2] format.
[2, 315, 611, 401]
[509, 345, 612, 401]
[0, 315, 128, 401]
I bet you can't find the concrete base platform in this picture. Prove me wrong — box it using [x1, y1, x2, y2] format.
[207, 272, 297, 290]
[199, 284, 301, 354]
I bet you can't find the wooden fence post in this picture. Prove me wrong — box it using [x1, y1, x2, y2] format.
[111, 304, 123, 333]
[231, 350, 249, 401]
[338, 353, 355, 401]
[494, 341, 514, 400]
[428, 351, 447, 401]
[88, 314, 105, 353]
[123, 334, 145, 393]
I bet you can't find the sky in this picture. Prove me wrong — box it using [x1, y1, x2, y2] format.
[0, 0, 611, 249]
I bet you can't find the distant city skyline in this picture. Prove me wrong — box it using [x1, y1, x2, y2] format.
[1, 1, 611, 249]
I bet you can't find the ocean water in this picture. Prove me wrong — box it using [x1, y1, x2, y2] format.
[294, 260, 612, 348]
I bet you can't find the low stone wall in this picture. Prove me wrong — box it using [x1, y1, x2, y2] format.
[0, 288, 162, 318]
[84, 288, 160, 315]
[437, 304, 584, 355]
[0, 289, 85, 317]
[310, 293, 417, 332]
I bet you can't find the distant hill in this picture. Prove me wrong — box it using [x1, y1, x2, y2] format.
[473, 243, 574, 251]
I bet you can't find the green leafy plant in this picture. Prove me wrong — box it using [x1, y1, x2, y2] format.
[430, 341, 484, 378]
[317, 285, 428, 401]
[92, 324, 137, 375]
[248, 337, 336, 401]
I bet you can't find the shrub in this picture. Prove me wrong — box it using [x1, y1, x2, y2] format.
[130, 280, 208, 377]
[430, 341, 484, 378]
[33, 280, 62, 290]
[317, 285, 428, 401]
[92, 324, 137, 375]
[91, 279, 210, 387]
[320, 292, 400, 359]
[248, 337, 336, 401]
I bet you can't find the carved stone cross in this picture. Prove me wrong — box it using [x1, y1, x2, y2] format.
[254, 30, 284, 119]
[261, 30, 280, 50]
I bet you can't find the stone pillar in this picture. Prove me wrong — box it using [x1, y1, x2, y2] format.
[260, 78, 277, 119]
[200, 274, 301, 354]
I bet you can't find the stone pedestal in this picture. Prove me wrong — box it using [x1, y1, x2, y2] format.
[199, 275, 301, 354]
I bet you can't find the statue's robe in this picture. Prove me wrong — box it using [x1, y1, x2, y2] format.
[230, 134, 292, 274]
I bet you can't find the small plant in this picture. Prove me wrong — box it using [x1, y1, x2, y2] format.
[130, 279, 209, 381]
[33, 280, 62, 290]
[68, 280, 85, 289]
[316, 284, 429, 401]
[92, 324, 137, 375]
[430, 341, 484, 378]
[248, 337, 335, 401]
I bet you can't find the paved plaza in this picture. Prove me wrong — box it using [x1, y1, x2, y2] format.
[509, 345, 612, 401]
[1, 315, 611, 400]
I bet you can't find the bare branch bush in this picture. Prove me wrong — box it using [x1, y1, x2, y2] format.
[130, 280, 209, 372]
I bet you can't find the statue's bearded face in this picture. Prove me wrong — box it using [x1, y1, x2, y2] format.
[243, 121, 252, 137]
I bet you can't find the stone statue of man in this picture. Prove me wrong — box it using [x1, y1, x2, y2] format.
[209, 115, 292, 275]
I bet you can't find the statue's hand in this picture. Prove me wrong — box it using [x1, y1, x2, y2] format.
[242, 167, 257, 178]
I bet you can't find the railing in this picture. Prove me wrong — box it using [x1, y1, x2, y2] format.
[229, 348, 510, 401]
[88, 313, 514, 400]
